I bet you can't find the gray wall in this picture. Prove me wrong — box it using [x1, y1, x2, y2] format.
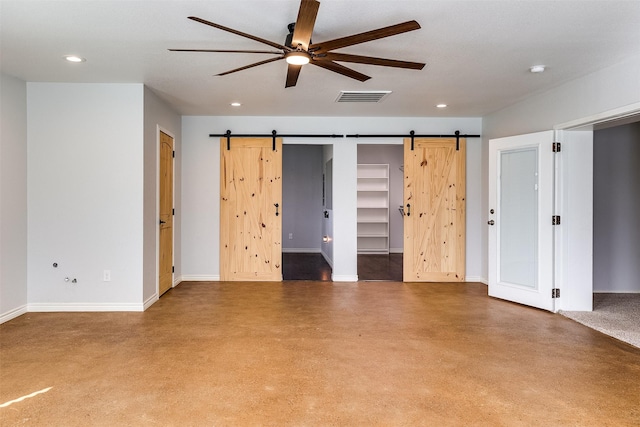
[282, 145, 323, 252]
[357, 144, 404, 252]
[593, 122, 640, 292]
[27, 83, 145, 308]
[180, 116, 482, 282]
[0, 73, 28, 321]
[143, 87, 182, 302]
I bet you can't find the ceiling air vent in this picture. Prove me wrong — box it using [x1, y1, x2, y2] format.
[335, 91, 392, 103]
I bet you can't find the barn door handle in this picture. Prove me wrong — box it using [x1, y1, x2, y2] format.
[274, 203, 279, 216]
[159, 219, 166, 225]
[406, 204, 411, 216]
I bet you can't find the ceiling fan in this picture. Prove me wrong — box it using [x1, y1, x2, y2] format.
[170, 0, 425, 88]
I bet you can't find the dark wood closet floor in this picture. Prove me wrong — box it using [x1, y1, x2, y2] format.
[283, 253, 402, 281]
[357, 253, 403, 281]
[282, 253, 332, 281]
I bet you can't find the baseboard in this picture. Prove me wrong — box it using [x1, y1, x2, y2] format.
[466, 276, 488, 285]
[593, 290, 640, 294]
[0, 304, 28, 324]
[390, 248, 404, 254]
[179, 275, 220, 282]
[282, 248, 321, 253]
[143, 294, 158, 310]
[332, 274, 358, 282]
[27, 303, 145, 312]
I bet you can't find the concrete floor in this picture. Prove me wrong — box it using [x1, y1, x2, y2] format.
[1, 281, 639, 426]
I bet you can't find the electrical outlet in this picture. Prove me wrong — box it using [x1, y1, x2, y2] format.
[103, 270, 111, 282]
[288, 233, 293, 240]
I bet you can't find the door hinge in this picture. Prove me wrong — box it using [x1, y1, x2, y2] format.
[552, 142, 561, 152]
[552, 288, 560, 298]
[172, 208, 175, 215]
[172, 266, 175, 273]
[172, 150, 175, 158]
[552, 215, 561, 225]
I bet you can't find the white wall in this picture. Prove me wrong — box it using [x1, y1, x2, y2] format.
[483, 55, 640, 139]
[0, 73, 28, 322]
[180, 116, 220, 281]
[331, 138, 358, 280]
[143, 87, 182, 304]
[282, 145, 323, 252]
[180, 116, 483, 281]
[27, 83, 145, 310]
[593, 122, 640, 292]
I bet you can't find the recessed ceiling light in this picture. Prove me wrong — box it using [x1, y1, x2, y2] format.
[436, 104, 447, 108]
[530, 65, 545, 73]
[230, 102, 241, 107]
[64, 55, 85, 63]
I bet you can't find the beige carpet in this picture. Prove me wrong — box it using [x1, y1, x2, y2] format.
[560, 293, 640, 348]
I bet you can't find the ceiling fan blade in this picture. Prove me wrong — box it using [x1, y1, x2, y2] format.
[169, 49, 283, 55]
[216, 56, 284, 76]
[188, 16, 290, 51]
[316, 52, 425, 70]
[285, 64, 303, 88]
[310, 60, 371, 82]
[309, 20, 421, 53]
[291, 0, 320, 49]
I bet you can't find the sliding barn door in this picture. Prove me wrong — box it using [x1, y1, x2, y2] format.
[220, 137, 283, 281]
[404, 137, 466, 282]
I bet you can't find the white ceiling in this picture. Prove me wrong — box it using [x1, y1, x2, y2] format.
[2, 0, 639, 117]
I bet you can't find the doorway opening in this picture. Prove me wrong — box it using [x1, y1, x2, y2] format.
[282, 144, 333, 281]
[593, 119, 640, 296]
[357, 143, 404, 281]
[553, 105, 640, 309]
[571, 119, 640, 346]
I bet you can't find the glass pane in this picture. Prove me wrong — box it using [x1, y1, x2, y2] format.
[499, 148, 538, 288]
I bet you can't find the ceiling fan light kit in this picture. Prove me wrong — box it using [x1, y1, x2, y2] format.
[285, 50, 311, 65]
[170, 0, 425, 88]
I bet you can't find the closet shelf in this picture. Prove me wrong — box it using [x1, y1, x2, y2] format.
[357, 164, 389, 254]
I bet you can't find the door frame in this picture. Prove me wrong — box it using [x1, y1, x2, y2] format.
[552, 102, 640, 311]
[157, 126, 175, 296]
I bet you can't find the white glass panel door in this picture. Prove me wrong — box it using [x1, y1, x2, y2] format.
[488, 131, 555, 311]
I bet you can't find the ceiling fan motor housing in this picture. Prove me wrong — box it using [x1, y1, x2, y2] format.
[285, 23, 305, 48]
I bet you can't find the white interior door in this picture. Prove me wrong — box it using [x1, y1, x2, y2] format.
[488, 130, 556, 311]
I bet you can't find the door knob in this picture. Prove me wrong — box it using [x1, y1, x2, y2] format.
[487, 220, 495, 225]
[159, 219, 166, 225]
